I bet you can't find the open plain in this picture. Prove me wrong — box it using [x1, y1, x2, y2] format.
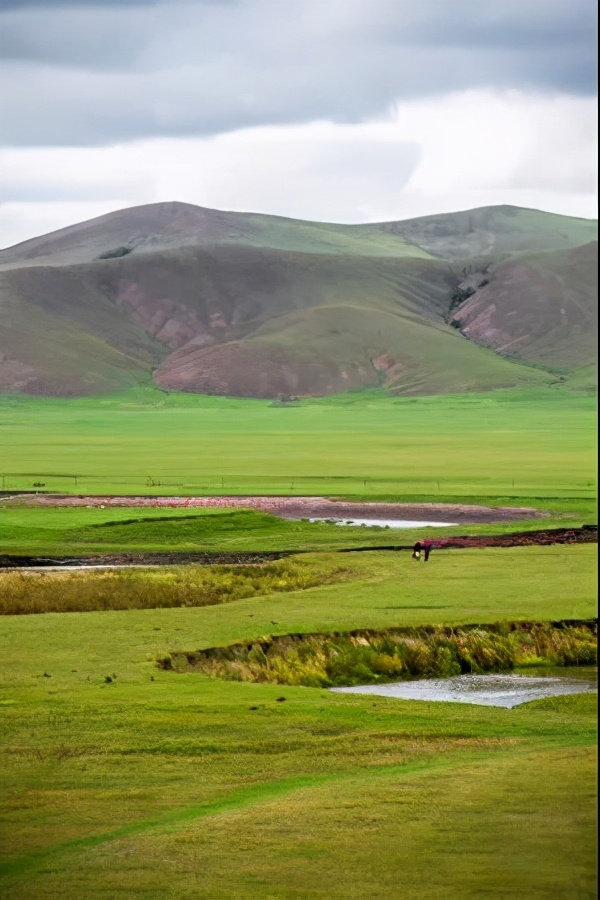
[1, 384, 597, 899]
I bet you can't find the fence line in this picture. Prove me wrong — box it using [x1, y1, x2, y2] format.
[0, 472, 596, 495]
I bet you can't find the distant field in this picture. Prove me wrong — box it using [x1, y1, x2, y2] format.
[0, 386, 596, 499]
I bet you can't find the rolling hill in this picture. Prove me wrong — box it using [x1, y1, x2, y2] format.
[378, 205, 598, 259]
[0, 202, 596, 398]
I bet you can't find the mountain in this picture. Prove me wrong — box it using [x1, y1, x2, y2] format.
[0, 201, 431, 268]
[0, 202, 596, 398]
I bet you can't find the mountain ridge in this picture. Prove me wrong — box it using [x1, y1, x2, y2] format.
[0, 202, 596, 398]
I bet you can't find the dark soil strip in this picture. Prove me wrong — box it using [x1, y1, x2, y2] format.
[0, 527, 596, 569]
[0, 551, 292, 569]
[339, 525, 598, 553]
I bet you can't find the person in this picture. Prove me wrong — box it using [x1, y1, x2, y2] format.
[412, 540, 432, 562]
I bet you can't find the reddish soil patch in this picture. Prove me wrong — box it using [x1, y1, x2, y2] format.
[424, 526, 597, 550]
[14, 494, 547, 523]
[338, 526, 597, 554]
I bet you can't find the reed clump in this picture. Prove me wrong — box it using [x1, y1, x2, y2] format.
[170, 622, 597, 687]
[0, 560, 351, 615]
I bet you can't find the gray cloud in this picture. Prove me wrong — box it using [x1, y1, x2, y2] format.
[0, 0, 596, 147]
[0, 1, 217, 7]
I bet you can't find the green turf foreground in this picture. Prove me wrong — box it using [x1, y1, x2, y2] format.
[0, 546, 597, 899]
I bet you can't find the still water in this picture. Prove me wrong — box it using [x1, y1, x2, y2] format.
[331, 668, 597, 708]
[309, 517, 458, 528]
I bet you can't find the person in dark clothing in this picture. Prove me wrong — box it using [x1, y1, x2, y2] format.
[412, 540, 432, 561]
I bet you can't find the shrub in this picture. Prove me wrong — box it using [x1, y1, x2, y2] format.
[97, 245, 133, 259]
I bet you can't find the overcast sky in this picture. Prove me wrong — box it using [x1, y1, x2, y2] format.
[0, 0, 597, 248]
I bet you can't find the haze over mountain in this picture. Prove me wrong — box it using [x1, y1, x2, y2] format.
[0, 202, 596, 398]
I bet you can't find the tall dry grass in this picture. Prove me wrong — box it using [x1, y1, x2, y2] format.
[168, 622, 597, 686]
[0, 560, 351, 615]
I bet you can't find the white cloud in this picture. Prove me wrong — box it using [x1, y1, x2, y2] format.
[0, 89, 596, 249]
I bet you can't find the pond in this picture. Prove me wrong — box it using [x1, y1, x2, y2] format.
[308, 517, 458, 528]
[330, 667, 597, 708]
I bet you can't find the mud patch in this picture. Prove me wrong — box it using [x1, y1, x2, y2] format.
[13, 494, 548, 523]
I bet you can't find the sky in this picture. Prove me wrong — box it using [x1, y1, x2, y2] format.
[0, 0, 597, 249]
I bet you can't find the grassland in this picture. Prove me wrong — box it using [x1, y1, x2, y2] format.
[1, 386, 595, 497]
[0, 386, 596, 898]
[0, 545, 597, 898]
[0, 546, 596, 621]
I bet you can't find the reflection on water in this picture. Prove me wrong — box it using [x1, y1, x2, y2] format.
[308, 517, 458, 529]
[331, 668, 597, 708]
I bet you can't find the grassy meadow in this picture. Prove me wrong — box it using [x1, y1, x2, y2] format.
[0, 547, 597, 898]
[0, 385, 596, 497]
[0, 385, 597, 898]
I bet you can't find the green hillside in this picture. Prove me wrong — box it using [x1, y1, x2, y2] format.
[0, 201, 430, 268]
[379, 205, 598, 259]
[0, 265, 164, 395]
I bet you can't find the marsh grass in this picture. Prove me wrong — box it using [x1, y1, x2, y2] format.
[172, 621, 598, 687]
[0, 558, 353, 615]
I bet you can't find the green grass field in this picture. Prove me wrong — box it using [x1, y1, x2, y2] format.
[0, 547, 597, 898]
[0, 385, 597, 898]
[1, 386, 596, 497]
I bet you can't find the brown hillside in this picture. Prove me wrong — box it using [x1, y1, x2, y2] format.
[450, 242, 598, 369]
[0, 203, 241, 267]
[0, 265, 164, 396]
[0, 201, 425, 268]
